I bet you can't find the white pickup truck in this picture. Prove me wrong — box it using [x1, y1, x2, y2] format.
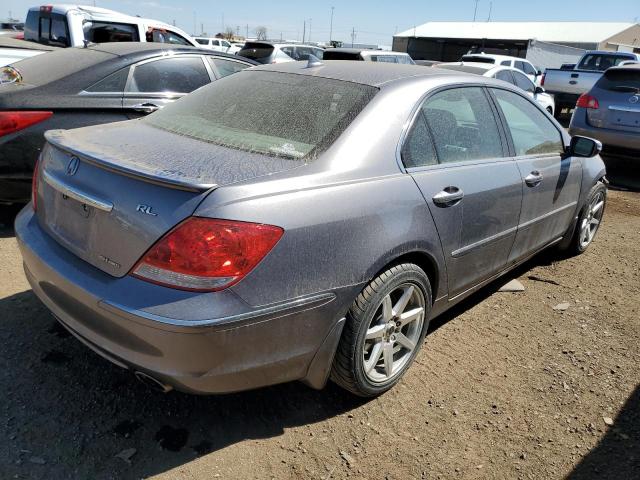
[541, 50, 640, 117]
[0, 4, 199, 66]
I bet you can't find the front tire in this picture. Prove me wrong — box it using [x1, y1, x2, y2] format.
[563, 182, 607, 256]
[330, 263, 432, 397]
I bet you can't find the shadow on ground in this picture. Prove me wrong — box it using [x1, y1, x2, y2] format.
[567, 385, 640, 480]
[0, 247, 568, 479]
[0, 204, 23, 238]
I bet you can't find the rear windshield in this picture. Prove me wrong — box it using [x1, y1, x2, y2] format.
[323, 51, 362, 61]
[24, 11, 70, 47]
[577, 54, 634, 71]
[145, 71, 377, 160]
[461, 55, 495, 64]
[595, 68, 640, 92]
[238, 43, 274, 62]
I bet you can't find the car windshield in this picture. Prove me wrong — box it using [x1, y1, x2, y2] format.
[596, 68, 640, 92]
[145, 71, 378, 160]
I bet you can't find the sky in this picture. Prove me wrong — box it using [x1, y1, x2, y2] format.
[4, 0, 640, 46]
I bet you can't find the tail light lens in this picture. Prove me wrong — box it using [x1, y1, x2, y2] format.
[576, 94, 599, 109]
[131, 217, 284, 291]
[540, 73, 545, 86]
[32, 158, 40, 211]
[0, 111, 53, 137]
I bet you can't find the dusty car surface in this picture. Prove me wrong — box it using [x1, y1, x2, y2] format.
[16, 61, 607, 397]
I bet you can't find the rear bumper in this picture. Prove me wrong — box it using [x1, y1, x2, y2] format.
[15, 207, 349, 394]
[569, 109, 640, 153]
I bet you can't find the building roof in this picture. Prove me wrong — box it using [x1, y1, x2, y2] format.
[395, 22, 638, 44]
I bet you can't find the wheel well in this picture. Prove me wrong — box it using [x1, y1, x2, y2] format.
[376, 251, 440, 304]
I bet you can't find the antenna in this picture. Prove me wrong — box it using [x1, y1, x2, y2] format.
[473, 0, 479, 21]
[487, 1, 492, 21]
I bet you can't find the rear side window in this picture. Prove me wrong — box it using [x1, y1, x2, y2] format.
[512, 71, 535, 94]
[370, 55, 397, 63]
[86, 67, 130, 93]
[147, 29, 190, 45]
[595, 68, 640, 92]
[495, 70, 514, 83]
[323, 51, 362, 61]
[195, 38, 209, 45]
[492, 89, 563, 156]
[422, 87, 503, 163]
[500, 60, 511, 66]
[84, 22, 139, 43]
[129, 57, 210, 93]
[209, 57, 250, 78]
[145, 71, 377, 160]
[24, 11, 38, 41]
[401, 113, 437, 168]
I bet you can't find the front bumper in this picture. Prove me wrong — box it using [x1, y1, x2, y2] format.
[15, 207, 348, 394]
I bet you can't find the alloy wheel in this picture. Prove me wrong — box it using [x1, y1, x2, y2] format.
[579, 191, 605, 249]
[362, 282, 425, 383]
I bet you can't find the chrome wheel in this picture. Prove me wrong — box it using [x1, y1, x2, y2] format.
[362, 283, 425, 383]
[579, 191, 605, 249]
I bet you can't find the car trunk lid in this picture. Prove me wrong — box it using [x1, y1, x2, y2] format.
[36, 120, 302, 277]
[587, 68, 640, 133]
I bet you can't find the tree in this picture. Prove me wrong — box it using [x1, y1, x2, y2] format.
[224, 27, 235, 40]
[255, 26, 267, 41]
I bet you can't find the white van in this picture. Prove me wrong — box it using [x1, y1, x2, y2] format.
[23, 5, 199, 48]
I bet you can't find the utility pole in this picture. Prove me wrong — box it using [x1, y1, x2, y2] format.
[246, 24, 249, 39]
[329, 6, 334, 44]
[308, 18, 312, 42]
[473, 0, 479, 21]
[302, 20, 306, 43]
[193, 11, 197, 37]
[351, 27, 356, 47]
[487, 1, 492, 21]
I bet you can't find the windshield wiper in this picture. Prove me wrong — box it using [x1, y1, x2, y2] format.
[610, 85, 640, 93]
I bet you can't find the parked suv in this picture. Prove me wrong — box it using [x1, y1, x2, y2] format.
[238, 42, 324, 64]
[195, 37, 233, 53]
[569, 63, 640, 157]
[461, 53, 540, 83]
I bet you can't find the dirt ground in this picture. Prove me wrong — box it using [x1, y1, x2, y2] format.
[0, 187, 638, 480]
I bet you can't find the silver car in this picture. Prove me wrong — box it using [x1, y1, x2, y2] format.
[16, 61, 607, 397]
[569, 63, 640, 156]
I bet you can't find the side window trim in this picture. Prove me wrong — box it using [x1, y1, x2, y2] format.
[396, 84, 511, 173]
[485, 86, 567, 158]
[124, 54, 210, 96]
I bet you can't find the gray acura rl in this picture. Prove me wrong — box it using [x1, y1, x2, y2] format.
[16, 61, 607, 397]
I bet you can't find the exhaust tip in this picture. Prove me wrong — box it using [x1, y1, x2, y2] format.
[134, 371, 173, 393]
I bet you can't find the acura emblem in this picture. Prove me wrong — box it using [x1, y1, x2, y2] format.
[630, 96, 639, 104]
[66, 156, 80, 176]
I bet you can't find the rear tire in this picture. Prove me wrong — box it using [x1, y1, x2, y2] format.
[330, 263, 432, 397]
[562, 182, 607, 256]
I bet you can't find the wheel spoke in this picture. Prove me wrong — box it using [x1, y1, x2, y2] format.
[399, 307, 424, 326]
[366, 324, 385, 340]
[590, 217, 600, 226]
[382, 295, 393, 321]
[591, 200, 604, 215]
[383, 342, 394, 377]
[393, 285, 414, 316]
[365, 343, 383, 374]
[395, 332, 416, 351]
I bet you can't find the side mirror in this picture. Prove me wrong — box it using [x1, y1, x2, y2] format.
[534, 86, 545, 94]
[536, 69, 542, 76]
[568, 136, 602, 158]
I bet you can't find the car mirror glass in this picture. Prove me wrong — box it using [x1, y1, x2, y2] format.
[569, 136, 601, 158]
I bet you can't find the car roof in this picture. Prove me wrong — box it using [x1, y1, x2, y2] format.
[462, 53, 518, 62]
[328, 48, 408, 55]
[251, 60, 469, 87]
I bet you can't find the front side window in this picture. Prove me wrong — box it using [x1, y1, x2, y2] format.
[522, 62, 537, 76]
[195, 38, 208, 45]
[500, 60, 511, 66]
[515, 61, 526, 72]
[84, 21, 139, 43]
[147, 28, 190, 45]
[129, 57, 210, 93]
[145, 71, 377, 160]
[512, 71, 535, 94]
[492, 88, 563, 156]
[401, 113, 437, 168]
[422, 87, 503, 163]
[210, 57, 250, 78]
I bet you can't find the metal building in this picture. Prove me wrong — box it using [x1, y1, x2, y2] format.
[392, 22, 640, 65]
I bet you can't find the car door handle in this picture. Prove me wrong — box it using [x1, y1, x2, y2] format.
[130, 103, 160, 114]
[432, 186, 464, 206]
[525, 171, 543, 187]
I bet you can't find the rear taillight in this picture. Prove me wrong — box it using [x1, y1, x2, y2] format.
[0, 111, 52, 137]
[131, 217, 283, 291]
[576, 94, 599, 109]
[31, 158, 39, 211]
[540, 73, 545, 86]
